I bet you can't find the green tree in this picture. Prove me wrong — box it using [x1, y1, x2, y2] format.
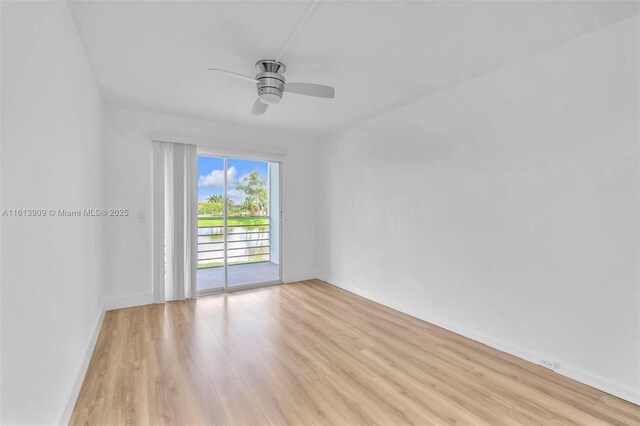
[207, 194, 223, 203]
[235, 170, 267, 216]
[227, 199, 240, 216]
[199, 202, 223, 216]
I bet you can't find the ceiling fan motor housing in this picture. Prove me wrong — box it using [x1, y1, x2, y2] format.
[256, 60, 286, 104]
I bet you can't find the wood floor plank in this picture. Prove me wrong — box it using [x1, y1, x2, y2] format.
[215, 378, 269, 426]
[201, 350, 241, 385]
[71, 280, 640, 425]
[164, 368, 229, 425]
[595, 395, 640, 426]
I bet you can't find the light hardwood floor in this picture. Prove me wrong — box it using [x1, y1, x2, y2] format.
[71, 280, 640, 425]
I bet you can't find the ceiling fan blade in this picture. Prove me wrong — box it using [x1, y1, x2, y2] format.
[251, 98, 268, 115]
[284, 82, 335, 99]
[208, 68, 258, 84]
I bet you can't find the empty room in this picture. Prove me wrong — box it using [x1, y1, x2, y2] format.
[1, 0, 639, 425]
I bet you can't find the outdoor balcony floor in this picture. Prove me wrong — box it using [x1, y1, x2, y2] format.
[196, 261, 280, 292]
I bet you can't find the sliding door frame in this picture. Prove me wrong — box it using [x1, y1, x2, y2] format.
[196, 150, 283, 296]
[223, 156, 229, 292]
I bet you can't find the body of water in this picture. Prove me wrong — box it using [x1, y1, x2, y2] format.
[197, 224, 270, 267]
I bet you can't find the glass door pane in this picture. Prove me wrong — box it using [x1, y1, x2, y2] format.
[196, 155, 226, 293]
[226, 158, 280, 287]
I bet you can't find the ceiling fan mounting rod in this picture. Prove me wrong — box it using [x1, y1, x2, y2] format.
[255, 59, 286, 74]
[275, 0, 322, 63]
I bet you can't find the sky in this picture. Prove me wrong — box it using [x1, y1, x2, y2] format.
[197, 156, 269, 203]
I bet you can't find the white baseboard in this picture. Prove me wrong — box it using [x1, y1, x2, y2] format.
[106, 292, 154, 311]
[558, 363, 640, 405]
[318, 275, 640, 405]
[106, 276, 317, 310]
[283, 270, 317, 283]
[56, 304, 106, 425]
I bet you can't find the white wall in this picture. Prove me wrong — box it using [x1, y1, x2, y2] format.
[0, 2, 4, 421]
[1, 2, 105, 424]
[317, 16, 640, 403]
[102, 106, 319, 308]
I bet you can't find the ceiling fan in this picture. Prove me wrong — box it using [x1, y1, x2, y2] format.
[209, 59, 335, 115]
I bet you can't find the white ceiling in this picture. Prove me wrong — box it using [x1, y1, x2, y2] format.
[68, 1, 639, 132]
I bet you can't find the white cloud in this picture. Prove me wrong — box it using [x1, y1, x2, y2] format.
[198, 166, 237, 187]
[227, 188, 245, 204]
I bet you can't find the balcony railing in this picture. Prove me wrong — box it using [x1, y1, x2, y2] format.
[197, 216, 270, 269]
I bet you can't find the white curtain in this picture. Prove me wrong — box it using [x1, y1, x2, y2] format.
[152, 141, 197, 302]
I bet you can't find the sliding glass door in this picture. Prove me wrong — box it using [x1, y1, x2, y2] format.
[225, 158, 280, 287]
[196, 155, 281, 294]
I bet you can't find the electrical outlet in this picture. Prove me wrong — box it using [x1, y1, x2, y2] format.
[539, 358, 558, 371]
